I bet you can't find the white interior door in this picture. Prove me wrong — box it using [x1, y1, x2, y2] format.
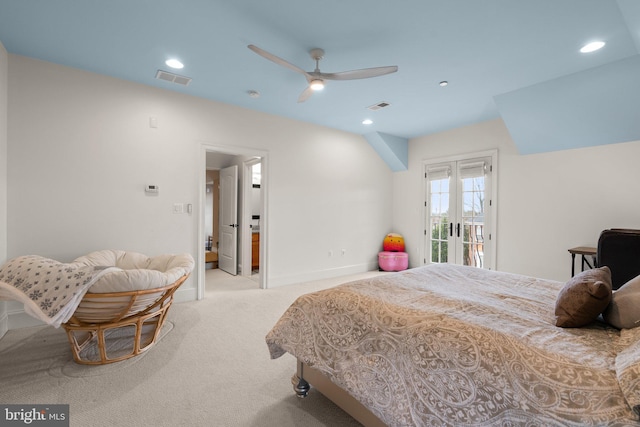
[219, 165, 238, 275]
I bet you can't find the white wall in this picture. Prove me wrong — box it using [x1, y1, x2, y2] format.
[0, 41, 8, 337]
[393, 118, 640, 282]
[5, 54, 392, 327]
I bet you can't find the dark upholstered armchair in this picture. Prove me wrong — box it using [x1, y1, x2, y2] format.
[597, 229, 640, 290]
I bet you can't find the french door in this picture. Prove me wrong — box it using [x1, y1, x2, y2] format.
[424, 153, 495, 269]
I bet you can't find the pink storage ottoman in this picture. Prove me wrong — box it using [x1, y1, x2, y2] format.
[378, 251, 408, 271]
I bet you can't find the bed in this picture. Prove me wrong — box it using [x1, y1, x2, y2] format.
[266, 263, 640, 426]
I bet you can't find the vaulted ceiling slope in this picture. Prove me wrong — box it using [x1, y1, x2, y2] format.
[0, 0, 638, 155]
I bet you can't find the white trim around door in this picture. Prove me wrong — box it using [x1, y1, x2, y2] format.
[198, 143, 269, 300]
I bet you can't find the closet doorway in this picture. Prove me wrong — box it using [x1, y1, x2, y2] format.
[199, 144, 268, 299]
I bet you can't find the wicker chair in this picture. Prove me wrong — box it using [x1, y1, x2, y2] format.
[62, 250, 194, 365]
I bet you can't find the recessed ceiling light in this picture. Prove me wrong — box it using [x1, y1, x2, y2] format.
[165, 59, 184, 69]
[439, 81, 449, 87]
[580, 41, 605, 53]
[362, 119, 373, 125]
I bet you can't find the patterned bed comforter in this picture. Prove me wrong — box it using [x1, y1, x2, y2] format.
[266, 264, 640, 426]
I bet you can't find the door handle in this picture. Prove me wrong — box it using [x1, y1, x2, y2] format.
[228, 224, 238, 228]
[449, 223, 453, 237]
[456, 223, 461, 238]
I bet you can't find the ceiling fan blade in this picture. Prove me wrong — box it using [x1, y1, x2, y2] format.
[297, 86, 314, 103]
[320, 66, 398, 81]
[248, 44, 309, 76]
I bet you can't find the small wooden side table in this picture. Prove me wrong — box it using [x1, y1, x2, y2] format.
[568, 246, 597, 277]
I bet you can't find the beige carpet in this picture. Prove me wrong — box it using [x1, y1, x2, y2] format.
[0, 268, 387, 427]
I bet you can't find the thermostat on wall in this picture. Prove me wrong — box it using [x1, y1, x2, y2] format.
[145, 184, 159, 194]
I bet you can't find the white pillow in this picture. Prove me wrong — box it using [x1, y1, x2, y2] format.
[603, 274, 640, 329]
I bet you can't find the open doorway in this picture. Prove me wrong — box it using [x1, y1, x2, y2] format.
[198, 144, 268, 299]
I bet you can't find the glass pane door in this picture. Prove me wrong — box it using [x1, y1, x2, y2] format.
[429, 177, 450, 263]
[425, 156, 493, 269]
[460, 172, 485, 268]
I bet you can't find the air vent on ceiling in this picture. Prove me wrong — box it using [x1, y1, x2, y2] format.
[367, 101, 391, 111]
[155, 70, 192, 86]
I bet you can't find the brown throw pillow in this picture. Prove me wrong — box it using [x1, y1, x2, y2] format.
[555, 266, 612, 327]
[603, 274, 640, 329]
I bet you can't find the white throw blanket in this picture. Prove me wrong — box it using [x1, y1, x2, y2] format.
[0, 255, 117, 328]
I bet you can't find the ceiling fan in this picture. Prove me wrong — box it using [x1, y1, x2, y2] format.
[248, 44, 398, 103]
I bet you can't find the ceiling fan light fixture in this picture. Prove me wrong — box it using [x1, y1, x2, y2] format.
[310, 79, 325, 91]
[248, 45, 397, 103]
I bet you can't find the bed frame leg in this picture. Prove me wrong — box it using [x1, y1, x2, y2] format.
[292, 373, 310, 398]
[292, 360, 310, 398]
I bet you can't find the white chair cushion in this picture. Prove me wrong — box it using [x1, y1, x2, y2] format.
[73, 250, 194, 293]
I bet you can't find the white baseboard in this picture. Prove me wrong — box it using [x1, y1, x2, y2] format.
[173, 286, 197, 303]
[267, 261, 379, 288]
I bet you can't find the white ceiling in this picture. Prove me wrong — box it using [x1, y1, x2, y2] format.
[205, 151, 239, 170]
[1, 0, 639, 153]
